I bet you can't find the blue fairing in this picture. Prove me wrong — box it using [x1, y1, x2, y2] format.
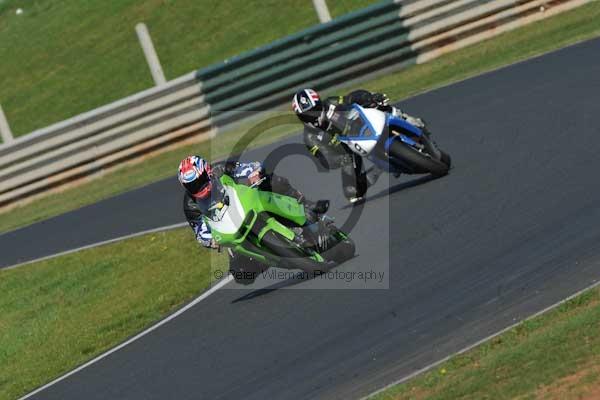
[385, 134, 416, 154]
[385, 114, 424, 153]
[334, 105, 425, 174]
[388, 114, 423, 136]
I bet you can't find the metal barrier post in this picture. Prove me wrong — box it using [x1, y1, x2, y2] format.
[0, 104, 14, 144]
[136, 23, 167, 86]
[312, 0, 332, 23]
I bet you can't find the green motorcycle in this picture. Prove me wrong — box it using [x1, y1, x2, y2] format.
[204, 174, 355, 280]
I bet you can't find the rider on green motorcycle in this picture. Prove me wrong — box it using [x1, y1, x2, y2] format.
[178, 155, 328, 283]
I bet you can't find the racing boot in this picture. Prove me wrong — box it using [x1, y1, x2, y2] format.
[304, 199, 329, 224]
[348, 166, 383, 204]
[349, 196, 365, 204]
[301, 197, 330, 217]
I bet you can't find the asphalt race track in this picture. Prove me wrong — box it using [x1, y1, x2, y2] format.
[6, 38, 600, 399]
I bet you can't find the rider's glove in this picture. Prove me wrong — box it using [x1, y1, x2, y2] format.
[248, 169, 262, 186]
[371, 93, 390, 107]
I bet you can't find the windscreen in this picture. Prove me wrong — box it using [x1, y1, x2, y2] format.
[338, 108, 367, 137]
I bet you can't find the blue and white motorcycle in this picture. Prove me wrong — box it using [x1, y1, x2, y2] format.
[335, 105, 451, 177]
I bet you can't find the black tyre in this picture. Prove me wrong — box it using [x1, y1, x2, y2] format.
[261, 231, 327, 273]
[440, 150, 452, 168]
[388, 138, 449, 177]
[229, 261, 264, 286]
[321, 237, 355, 265]
[232, 273, 256, 285]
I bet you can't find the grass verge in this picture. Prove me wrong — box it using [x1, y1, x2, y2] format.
[0, 0, 373, 137]
[343, 1, 600, 102]
[0, 228, 228, 400]
[2, 1, 600, 235]
[371, 286, 600, 400]
[2, 6, 600, 400]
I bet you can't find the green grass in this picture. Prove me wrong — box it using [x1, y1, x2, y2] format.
[2, 2, 600, 235]
[3, 4, 600, 400]
[0, 113, 302, 233]
[372, 287, 600, 400]
[0, 228, 228, 400]
[342, 1, 600, 103]
[0, 0, 374, 138]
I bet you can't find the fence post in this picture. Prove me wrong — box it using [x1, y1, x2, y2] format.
[0, 104, 14, 144]
[135, 23, 167, 86]
[312, 0, 332, 23]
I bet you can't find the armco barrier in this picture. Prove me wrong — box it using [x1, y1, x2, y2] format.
[198, 0, 589, 122]
[0, 72, 212, 206]
[0, 0, 591, 208]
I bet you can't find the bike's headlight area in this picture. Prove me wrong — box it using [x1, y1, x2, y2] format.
[209, 204, 228, 222]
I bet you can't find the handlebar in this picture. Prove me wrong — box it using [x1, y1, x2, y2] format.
[249, 176, 266, 188]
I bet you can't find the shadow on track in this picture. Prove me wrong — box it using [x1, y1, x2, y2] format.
[340, 175, 438, 209]
[230, 177, 441, 303]
[231, 274, 312, 303]
[230, 254, 360, 303]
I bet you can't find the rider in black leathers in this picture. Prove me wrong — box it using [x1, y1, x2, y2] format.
[179, 156, 327, 285]
[293, 89, 425, 203]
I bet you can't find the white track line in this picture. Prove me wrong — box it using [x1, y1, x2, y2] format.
[11, 34, 600, 400]
[18, 274, 233, 400]
[3, 222, 188, 270]
[362, 277, 600, 399]
[5, 37, 594, 272]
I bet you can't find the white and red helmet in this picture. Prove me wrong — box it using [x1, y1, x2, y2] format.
[292, 88, 323, 125]
[178, 155, 212, 199]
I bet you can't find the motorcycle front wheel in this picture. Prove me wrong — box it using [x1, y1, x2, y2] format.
[260, 231, 330, 273]
[387, 137, 450, 177]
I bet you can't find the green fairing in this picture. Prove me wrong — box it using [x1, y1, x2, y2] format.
[203, 175, 307, 264]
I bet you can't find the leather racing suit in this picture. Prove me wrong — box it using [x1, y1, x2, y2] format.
[183, 160, 317, 284]
[303, 90, 408, 201]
